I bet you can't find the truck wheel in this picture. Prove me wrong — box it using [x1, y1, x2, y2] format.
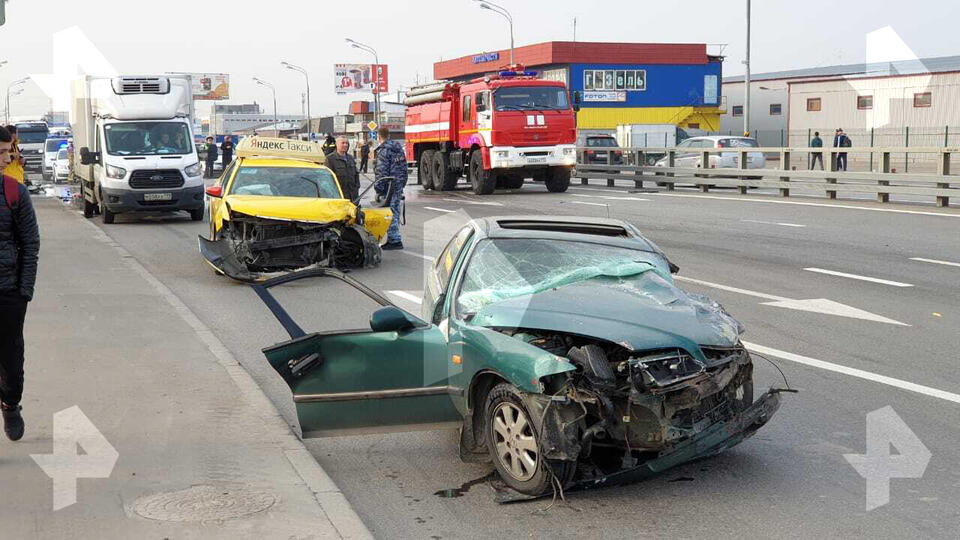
[190, 208, 204, 222]
[419, 150, 436, 190]
[81, 183, 95, 218]
[484, 383, 575, 496]
[434, 152, 459, 191]
[469, 151, 495, 195]
[545, 167, 571, 193]
[99, 190, 115, 224]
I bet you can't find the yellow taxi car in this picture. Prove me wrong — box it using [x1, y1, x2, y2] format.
[198, 136, 392, 281]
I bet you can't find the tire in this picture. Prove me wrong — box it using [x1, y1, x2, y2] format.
[190, 208, 204, 222]
[646, 155, 658, 166]
[99, 190, 115, 224]
[484, 383, 575, 496]
[434, 152, 459, 191]
[419, 150, 436, 190]
[469, 151, 495, 195]
[81, 183, 95, 218]
[545, 167, 571, 193]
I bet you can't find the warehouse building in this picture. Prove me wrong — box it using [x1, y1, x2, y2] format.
[721, 55, 960, 148]
[433, 41, 724, 132]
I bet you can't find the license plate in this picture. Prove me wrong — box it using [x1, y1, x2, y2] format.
[144, 193, 173, 201]
[527, 157, 547, 164]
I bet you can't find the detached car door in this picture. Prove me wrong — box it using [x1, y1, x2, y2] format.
[256, 270, 463, 437]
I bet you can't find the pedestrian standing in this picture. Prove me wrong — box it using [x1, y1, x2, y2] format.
[359, 139, 370, 174]
[375, 127, 407, 250]
[833, 128, 850, 171]
[809, 131, 824, 170]
[326, 136, 360, 201]
[321, 135, 337, 156]
[220, 136, 234, 166]
[2, 125, 25, 184]
[204, 136, 218, 179]
[0, 125, 40, 442]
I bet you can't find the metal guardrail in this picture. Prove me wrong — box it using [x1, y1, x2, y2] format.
[574, 146, 959, 207]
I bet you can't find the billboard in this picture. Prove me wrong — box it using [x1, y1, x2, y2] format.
[335, 64, 388, 95]
[183, 73, 230, 100]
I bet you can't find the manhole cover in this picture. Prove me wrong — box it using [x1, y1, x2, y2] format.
[132, 485, 277, 522]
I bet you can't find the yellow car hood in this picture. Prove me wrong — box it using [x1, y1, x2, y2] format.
[225, 195, 356, 223]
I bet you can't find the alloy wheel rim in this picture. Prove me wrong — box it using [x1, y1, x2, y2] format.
[492, 402, 538, 481]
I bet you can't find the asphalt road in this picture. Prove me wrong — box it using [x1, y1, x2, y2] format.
[78, 175, 960, 539]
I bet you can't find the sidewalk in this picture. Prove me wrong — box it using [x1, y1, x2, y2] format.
[0, 198, 372, 539]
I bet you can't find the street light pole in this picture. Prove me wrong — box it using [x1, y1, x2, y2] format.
[6, 77, 27, 125]
[252, 77, 278, 134]
[281, 61, 311, 140]
[345, 38, 382, 134]
[3, 87, 23, 125]
[476, 0, 514, 66]
[743, 0, 751, 137]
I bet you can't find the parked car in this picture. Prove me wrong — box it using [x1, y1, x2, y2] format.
[580, 134, 623, 166]
[654, 136, 765, 171]
[53, 148, 71, 183]
[42, 137, 69, 181]
[255, 216, 783, 497]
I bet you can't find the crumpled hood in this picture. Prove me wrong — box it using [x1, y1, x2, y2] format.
[225, 195, 355, 224]
[470, 273, 743, 357]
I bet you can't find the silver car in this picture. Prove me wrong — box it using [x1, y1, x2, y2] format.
[655, 136, 766, 170]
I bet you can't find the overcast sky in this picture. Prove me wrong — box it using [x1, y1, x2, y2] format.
[1, 0, 958, 121]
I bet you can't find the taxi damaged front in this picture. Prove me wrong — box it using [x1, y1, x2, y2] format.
[199, 137, 391, 282]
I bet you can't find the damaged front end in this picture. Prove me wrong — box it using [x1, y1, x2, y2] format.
[199, 210, 382, 282]
[481, 331, 782, 501]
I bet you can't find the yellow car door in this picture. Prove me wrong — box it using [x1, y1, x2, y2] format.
[210, 160, 239, 237]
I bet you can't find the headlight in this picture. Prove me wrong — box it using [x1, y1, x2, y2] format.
[496, 150, 510, 159]
[185, 162, 202, 177]
[105, 164, 127, 179]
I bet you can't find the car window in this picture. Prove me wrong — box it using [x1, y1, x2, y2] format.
[435, 226, 474, 292]
[46, 139, 67, 152]
[677, 139, 693, 148]
[718, 138, 759, 148]
[587, 137, 617, 147]
[230, 166, 341, 198]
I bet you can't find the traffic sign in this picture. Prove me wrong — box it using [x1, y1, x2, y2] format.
[367, 121, 378, 131]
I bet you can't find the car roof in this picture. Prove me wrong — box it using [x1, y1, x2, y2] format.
[468, 215, 658, 251]
[687, 135, 755, 141]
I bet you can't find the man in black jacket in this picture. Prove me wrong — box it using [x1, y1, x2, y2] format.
[220, 136, 234, 166]
[204, 136, 218, 178]
[359, 139, 370, 173]
[0, 125, 39, 442]
[326, 136, 360, 201]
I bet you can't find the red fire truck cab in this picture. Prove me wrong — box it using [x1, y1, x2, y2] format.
[403, 68, 578, 195]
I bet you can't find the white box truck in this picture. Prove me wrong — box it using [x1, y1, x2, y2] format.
[72, 75, 204, 223]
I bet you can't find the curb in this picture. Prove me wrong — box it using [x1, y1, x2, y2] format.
[72, 204, 373, 540]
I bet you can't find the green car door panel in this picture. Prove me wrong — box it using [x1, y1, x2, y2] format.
[263, 326, 462, 437]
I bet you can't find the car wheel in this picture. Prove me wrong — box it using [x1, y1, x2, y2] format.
[469, 151, 495, 195]
[545, 167, 571, 193]
[484, 383, 574, 496]
[419, 150, 435, 190]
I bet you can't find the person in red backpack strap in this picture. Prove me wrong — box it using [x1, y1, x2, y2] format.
[0, 125, 39, 441]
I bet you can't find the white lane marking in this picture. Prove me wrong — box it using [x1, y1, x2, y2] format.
[675, 276, 788, 301]
[423, 206, 455, 213]
[910, 257, 960, 268]
[386, 290, 423, 304]
[676, 276, 909, 325]
[650, 193, 960, 219]
[569, 187, 629, 194]
[398, 250, 433, 262]
[743, 341, 960, 405]
[572, 193, 650, 202]
[804, 268, 914, 288]
[441, 198, 504, 207]
[741, 219, 806, 228]
[568, 201, 608, 207]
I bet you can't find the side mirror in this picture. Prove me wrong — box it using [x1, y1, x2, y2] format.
[79, 147, 93, 165]
[370, 306, 423, 333]
[431, 293, 446, 325]
[668, 261, 680, 275]
[205, 185, 224, 198]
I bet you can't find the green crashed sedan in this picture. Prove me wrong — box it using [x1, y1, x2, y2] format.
[255, 216, 783, 497]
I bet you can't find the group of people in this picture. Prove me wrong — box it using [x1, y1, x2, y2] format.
[321, 131, 406, 250]
[203, 136, 234, 179]
[808, 128, 853, 171]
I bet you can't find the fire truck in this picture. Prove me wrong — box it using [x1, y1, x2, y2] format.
[403, 68, 578, 195]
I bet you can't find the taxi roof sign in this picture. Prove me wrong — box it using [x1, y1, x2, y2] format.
[236, 136, 326, 164]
